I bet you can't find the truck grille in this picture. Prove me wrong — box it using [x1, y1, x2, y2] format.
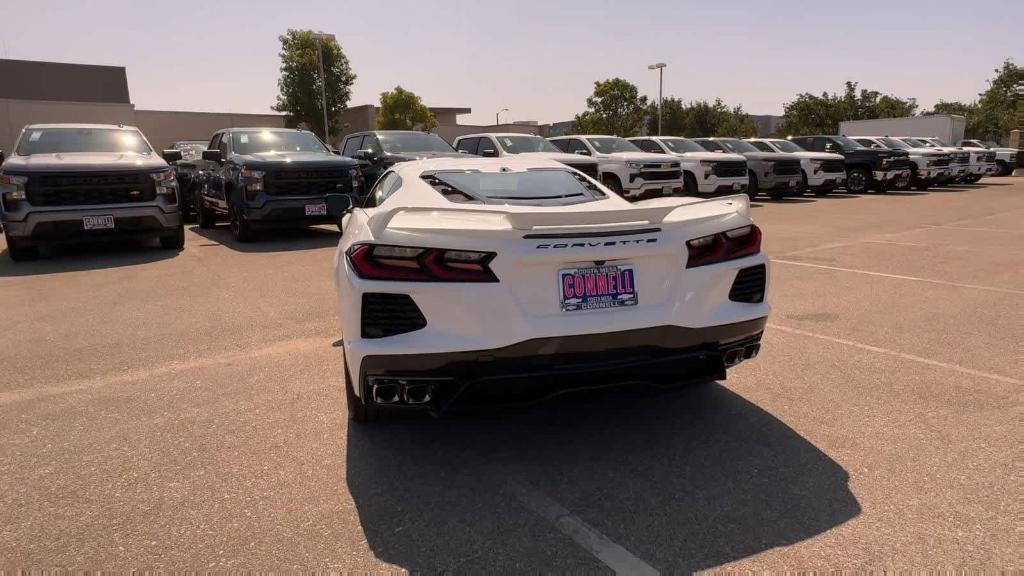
[264, 168, 353, 196]
[889, 158, 911, 170]
[729, 264, 766, 303]
[564, 162, 599, 179]
[26, 172, 156, 206]
[773, 160, 801, 176]
[361, 293, 427, 339]
[953, 153, 970, 164]
[929, 157, 951, 168]
[639, 170, 682, 182]
[982, 152, 996, 163]
[712, 161, 747, 178]
[820, 159, 845, 173]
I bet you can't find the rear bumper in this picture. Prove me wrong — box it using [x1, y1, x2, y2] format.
[3, 205, 181, 243]
[356, 317, 767, 409]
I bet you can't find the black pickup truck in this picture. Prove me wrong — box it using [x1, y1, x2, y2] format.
[194, 128, 360, 241]
[339, 130, 463, 189]
[790, 135, 910, 193]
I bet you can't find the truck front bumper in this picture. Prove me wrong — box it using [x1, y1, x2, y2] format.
[3, 205, 181, 244]
[874, 169, 910, 182]
[242, 195, 348, 227]
[622, 180, 684, 199]
[806, 172, 846, 190]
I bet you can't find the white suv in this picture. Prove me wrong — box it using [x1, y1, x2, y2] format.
[453, 133, 600, 180]
[746, 138, 846, 194]
[548, 135, 683, 200]
[626, 136, 748, 196]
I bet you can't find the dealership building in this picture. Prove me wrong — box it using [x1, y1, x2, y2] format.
[0, 58, 544, 154]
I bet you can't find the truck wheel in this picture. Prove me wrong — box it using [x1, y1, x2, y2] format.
[229, 200, 256, 242]
[4, 232, 39, 262]
[197, 200, 216, 229]
[159, 224, 185, 250]
[683, 173, 699, 196]
[747, 172, 759, 200]
[995, 161, 1010, 176]
[344, 351, 379, 424]
[602, 174, 624, 197]
[845, 168, 870, 194]
[964, 174, 981, 184]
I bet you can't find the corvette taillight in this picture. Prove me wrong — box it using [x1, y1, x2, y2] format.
[347, 244, 498, 282]
[685, 224, 762, 268]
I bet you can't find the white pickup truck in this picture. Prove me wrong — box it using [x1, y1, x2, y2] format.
[851, 136, 951, 191]
[746, 138, 846, 194]
[626, 136, 748, 196]
[956, 139, 1017, 177]
[548, 135, 684, 200]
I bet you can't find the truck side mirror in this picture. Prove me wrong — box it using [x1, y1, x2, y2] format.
[480, 148, 498, 158]
[201, 149, 223, 163]
[573, 149, 590, 156]
[355, 149, 377, 162]
[162, 149, 183, 164]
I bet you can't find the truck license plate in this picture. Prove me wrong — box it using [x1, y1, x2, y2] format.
[559, 264, 638, 312]
[305, 203, 327, 216]
[83, 215, 115, 230]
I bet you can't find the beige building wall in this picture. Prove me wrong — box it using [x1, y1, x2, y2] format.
[134, 110, 286, 151]
[0, 98, 136, 155]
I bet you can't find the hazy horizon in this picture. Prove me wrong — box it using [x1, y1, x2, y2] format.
[2, 0, 1020, 125]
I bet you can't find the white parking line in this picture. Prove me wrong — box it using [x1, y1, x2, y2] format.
[509, 481, 660, 576]
[773, 259, 1024, 295]
[922, 224, 1022, 233]
[768, 324, 1022, 385]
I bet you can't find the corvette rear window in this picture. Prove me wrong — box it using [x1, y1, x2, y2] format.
[422, 169, 607, 206]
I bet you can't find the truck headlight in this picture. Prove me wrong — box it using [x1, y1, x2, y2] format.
[810, 159, 823, 174]
[0, 172, 28, 210]
[699, 160, 714, 177]
[350, 167, 363, 192]
[150, 168, 178, 203]
[240, 168, 265, 198]
[626, 162, 645, 170]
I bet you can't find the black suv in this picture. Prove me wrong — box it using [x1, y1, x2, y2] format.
[340, 131, 462, 189]
[195, 128, 360, 241]
[789, 135, 910, 193]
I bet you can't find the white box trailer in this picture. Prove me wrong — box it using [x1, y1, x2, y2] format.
[839, 115, 966, 145]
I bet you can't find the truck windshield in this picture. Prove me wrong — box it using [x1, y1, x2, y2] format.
[16, 127, 152, 156]
[496, 135, 562, 154]
[424, 169, 607, 206]
[832, 136, 865, 151]
[232, 131, 328, 155]
[659, 138, 705, 153]
[769, 140, 806, 153]
[378, 132, 456, 153]
[880, 138, 910, 149]
[904, 138, 935, 148]
[694, 139, 727, 153]
[716, 139, 759, 154]
[586, 137, 642, 153]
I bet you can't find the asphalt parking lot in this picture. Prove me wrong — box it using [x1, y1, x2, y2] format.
[0, 178, 1020, 572]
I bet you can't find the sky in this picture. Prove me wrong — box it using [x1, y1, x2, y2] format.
[1, 0, 1020, 126]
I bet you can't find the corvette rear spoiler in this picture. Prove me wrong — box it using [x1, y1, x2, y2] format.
[373, 194, 750, 235]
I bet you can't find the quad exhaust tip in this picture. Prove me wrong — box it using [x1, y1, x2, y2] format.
[724, 343, 761, 367]
[368, 378, 441, 406]
[371, 382, 401, 404]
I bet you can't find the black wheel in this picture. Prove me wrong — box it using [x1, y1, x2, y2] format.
[197, 199, 217, 229]
[4, 232, 39, 261]
[747, 171, 759, 200]
[845, 168, 870, 194]
[343, 350, 379, 424]
[228, 196, 256, 242]
[159, 224, 185, 250]
[602, 174, 624, 197]
[995, 161, 1010, 177]
[964, 174, 981, 184]
[683, 173, 699, 196]
[799, 170, 810, 195]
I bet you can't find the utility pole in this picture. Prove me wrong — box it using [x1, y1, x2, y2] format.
[310, 31, 336, 144]
[496, 108, 509, 125]
[648, 63, 666, 135]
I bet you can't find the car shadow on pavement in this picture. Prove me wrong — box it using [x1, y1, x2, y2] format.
[346, 383, 860, 573]
[0, 239, 180, 277]
[758, 197, 817, 204]
[813, 192, 861, 199]
[189, 224, 340, 253]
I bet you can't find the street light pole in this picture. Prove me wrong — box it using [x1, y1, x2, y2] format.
[310, 31, 336, 145]
[648, 63, 666, 136]
[496, 108, 509, 125]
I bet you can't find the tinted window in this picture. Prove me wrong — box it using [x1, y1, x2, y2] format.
[549, 139, 570, 153]
[567, 139, 591, 155]
[854, 138, 882, 149]
[749, 141, 774, 152]
[362, 134, 382, 154]
[16, 127, 152, 155]
[217, 133, 230, 156]
[694, 139, 726, 152]
[632, 139, 662, 153]
[342, 136, 363, 157]
[769, 140, 806, 153]
[369, 171, 402, 206]
[830, 136, 865, 151]
[586, 137, 641, 153]
[378, 132, 455, 153]
[660, 138, 705, 153]
[208, 133, 222, 151]
[716, 139, 759, 154]
[496, 135, 561, 154]
[477, 137, 498, 155]
[456, 137, 479, 155]
[231, 130, 328, 155]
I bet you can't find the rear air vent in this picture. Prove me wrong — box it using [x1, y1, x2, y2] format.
[361, 293, 428, 339]
[729, 264, 766, 303]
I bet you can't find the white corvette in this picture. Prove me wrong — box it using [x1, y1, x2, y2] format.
[333, 156, 770, 422]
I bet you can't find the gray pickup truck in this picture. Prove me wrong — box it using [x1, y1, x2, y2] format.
[0, 123, 184, 261]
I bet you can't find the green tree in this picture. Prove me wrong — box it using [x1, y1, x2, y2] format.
[644, 97, 757, 137]
[377, 86, 437, 131]
[570, 78, 648, 136]
[779, 82, 917, 135]
[924, 60, 1022, 141]
[272, 29, 356, 143]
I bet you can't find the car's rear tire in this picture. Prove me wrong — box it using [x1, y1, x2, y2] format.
[160, 224, 185, 250]
[602, 174, 624, 197]
[683, 173, 699, 196]
[197, 199, 217, 229]
[344, 351, 379, 424]
[229, 198, 256, 242]
[845, 168, 870, 194]
[4, 232, 39, 261]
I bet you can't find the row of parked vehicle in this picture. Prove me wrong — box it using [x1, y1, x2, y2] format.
[0, 122, 1013, 261]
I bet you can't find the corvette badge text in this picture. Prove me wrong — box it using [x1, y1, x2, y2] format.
[536, 238, 658, 249]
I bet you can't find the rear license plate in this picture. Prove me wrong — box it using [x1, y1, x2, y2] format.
[83, 215, 114, 230]
[559, 264, 638, 312]
[305, 203, 327, 216]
